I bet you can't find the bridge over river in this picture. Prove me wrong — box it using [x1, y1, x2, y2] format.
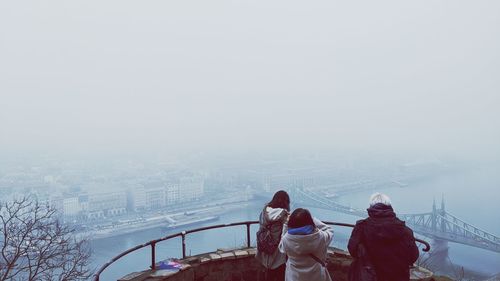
[290, 187, 500, 254]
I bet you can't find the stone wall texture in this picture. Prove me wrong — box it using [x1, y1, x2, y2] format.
[118, 247, 433, 281]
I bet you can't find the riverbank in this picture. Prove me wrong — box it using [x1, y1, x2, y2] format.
[82, 200, 253, 240]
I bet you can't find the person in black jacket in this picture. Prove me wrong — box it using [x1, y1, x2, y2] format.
[348, 193, 419, 281]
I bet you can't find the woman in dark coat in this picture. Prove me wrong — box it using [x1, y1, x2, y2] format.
[348, 193, 419, 281]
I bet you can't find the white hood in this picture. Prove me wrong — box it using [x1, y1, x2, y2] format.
[265, 206, 286, 221]
[280, 231, 324, 255]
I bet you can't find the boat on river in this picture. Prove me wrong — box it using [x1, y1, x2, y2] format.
[161, 216, 220, 231]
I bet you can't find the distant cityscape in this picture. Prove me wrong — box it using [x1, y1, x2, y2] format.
[0, 154, 446, 226]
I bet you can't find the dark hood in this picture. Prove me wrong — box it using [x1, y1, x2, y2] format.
[367, 203, 396, 218]
[364, 203, 406, 240]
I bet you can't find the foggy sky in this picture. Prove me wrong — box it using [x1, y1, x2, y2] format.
[1, 1, 499, 158]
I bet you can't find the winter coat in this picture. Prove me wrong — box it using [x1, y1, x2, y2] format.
[348, 204, 419, 281]
[255, 206, 288, 269]
[279, 218, 333, 281]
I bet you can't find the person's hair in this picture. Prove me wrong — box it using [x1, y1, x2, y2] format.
[369, 192, 392, 206]
[287, 208, 314, 229]
[267, 190, 290, 211]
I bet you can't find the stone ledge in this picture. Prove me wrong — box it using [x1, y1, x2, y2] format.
[207, 253, 221, 261]
[119, 247, 434, 281]
[219, 252, 235, 260]
[234, 250, 248, 257]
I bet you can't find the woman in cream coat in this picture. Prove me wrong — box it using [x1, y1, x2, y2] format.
[279, 208, 333, 281]
[255, 190, 290, 281]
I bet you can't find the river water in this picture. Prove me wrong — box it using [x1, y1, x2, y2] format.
[91, 165, 500, 281]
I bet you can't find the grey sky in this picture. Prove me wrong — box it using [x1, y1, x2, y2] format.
[1, 1, 499, 157]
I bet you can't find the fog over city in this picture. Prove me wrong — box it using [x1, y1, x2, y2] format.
[1, 1, 499, 281]
[1, 0, 499, 159]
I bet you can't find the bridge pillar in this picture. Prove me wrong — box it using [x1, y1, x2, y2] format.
[431, 239, 449, 255]
[424, 239, 455, 276]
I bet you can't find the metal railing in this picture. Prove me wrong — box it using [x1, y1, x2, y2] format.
[93, 221, 431, 281]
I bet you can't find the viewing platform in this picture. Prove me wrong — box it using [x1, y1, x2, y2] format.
[117, 246, 434, 281]
[94, 221, 436, 281]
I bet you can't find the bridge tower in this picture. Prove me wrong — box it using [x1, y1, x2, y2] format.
[440, 195, 446, 233]
[431, 195, 449, 255]
[432, 198, 437, 231]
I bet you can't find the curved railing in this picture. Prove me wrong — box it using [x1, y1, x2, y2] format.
[93, 221, 431, 281]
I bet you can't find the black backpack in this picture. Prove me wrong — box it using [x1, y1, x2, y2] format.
[257, 221, 280, 254]
[256, 210, 283, 255]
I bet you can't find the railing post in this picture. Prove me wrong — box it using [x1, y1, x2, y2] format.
[182, 231, 187, 259]
[246, 223, 251, 248]
[151, 242, 156, 270]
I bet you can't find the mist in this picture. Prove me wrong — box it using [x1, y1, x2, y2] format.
[1, 0, 499, 160]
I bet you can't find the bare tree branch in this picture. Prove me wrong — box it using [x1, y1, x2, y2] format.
[0, 196, 93, 281]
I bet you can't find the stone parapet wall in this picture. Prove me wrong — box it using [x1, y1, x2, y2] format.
[118, 247, 433, 281]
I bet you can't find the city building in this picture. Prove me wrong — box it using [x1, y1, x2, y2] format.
[62, 196, 81, 217]
[83, 191, 127, 219]
[165, 183, 180, 205]
[127, 185, 166, 212]
[178, 177, 204, 202]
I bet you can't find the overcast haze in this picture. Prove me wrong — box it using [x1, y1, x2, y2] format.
[1, 1, 499, 158]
